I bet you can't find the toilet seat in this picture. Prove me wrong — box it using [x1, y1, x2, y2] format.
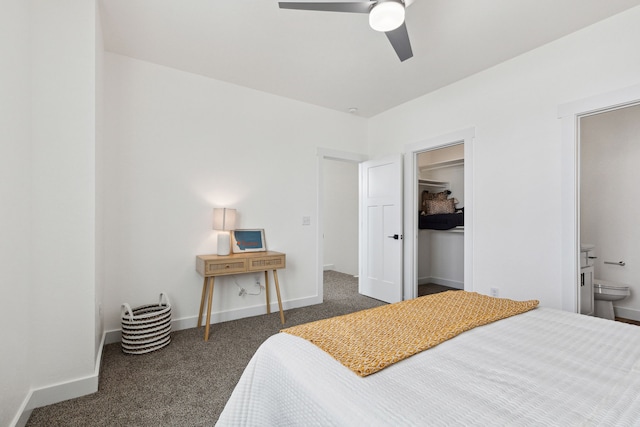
[594, 279, 629, 290]
[594, 279, 630, 301]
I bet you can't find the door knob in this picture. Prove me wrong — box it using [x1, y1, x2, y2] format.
[387, 234, 402, 240]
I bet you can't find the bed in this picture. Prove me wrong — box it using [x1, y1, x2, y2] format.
[216, 293, 640, 426]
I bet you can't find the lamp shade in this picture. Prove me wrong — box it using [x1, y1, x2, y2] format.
[213, 208, 237, 231]
[369, 0, 405, 32]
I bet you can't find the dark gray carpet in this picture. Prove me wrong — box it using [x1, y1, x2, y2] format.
[26, 271, 388, 426]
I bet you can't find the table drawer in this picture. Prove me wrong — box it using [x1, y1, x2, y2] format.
[248, 254, 286, 271]
[205, 259, 247, 275]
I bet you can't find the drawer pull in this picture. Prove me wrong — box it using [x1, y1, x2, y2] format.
[225, 265, 230, 269]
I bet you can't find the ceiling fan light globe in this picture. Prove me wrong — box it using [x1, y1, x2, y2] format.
[369, 1, 405, 32]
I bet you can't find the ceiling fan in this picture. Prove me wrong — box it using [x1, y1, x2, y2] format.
[278, 0, 414, 62]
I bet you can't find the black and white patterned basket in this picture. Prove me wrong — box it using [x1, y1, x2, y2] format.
[121, 293, 171, 355]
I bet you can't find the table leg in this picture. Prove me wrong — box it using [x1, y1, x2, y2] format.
[197, 276, 208, 327]
[204, 277, 215, 341]
[273, 270, 285, 325]
[264, 270, 271, 314]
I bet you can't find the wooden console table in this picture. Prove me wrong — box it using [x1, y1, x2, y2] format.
[195, 251, 286, 341]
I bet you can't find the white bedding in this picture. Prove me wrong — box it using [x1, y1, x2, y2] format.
[216, 308, 640, 426]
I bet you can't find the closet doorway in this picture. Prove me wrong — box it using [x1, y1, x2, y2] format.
[403, 128, 474, 301]
[416, 145, 465, 296]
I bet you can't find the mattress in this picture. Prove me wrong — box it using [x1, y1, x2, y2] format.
[216, 308, 640, 426]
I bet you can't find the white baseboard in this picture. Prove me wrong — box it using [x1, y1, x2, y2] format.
[14, 409, 32, 427]
[16, 294, 324, 425]
[419, 276, 464, 290]
[11, 393, 32, 427]
[323, 264, 335, 271]
[12, 332, 106, 427]
[106, 294, 322, 345]
[614, 306, 640, 322]
[417, 276, 430, 285]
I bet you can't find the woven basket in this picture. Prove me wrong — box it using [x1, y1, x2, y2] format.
[121, 293, 171, 355]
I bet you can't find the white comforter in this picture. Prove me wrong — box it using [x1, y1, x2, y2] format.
[217, 308, 640, 426]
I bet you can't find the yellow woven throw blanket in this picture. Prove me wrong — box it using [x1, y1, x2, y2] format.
[282, 291, 539, 377]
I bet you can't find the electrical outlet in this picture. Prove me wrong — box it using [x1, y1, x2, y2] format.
[302, 216, 311, 226]
[490, 287, 499, 297]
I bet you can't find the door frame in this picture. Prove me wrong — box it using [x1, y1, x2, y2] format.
[558, 83, 640, 313]
[403, 128, 475, 300]
[316, 147, 368, 303]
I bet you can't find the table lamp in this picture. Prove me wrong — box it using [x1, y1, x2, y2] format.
[213, 208, 236, 256]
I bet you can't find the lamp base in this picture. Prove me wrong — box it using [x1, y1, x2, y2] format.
[217, 232, 231, 256]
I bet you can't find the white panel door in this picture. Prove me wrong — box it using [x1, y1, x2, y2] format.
[359, 154, 403, 303]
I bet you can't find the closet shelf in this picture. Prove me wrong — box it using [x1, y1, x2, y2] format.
[419, 158, 464, 172]
[419, 179, 448, 188]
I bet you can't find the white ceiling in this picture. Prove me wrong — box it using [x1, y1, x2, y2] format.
[99, 0, 640, 117]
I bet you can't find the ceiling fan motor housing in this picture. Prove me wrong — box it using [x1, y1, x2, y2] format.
[369, 0, 406, 32]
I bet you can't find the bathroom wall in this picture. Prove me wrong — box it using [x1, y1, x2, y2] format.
[581, 103, 640, 320]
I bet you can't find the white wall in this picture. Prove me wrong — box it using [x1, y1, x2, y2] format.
[0, 1, 31, 425]
[1, 1, 100, 424]
[103, 53, 367, 331]
[419, 230, 465, 288]
[30, 0, 97, 390]
[95, 1, 106, 360]
[581, 104, 640, 319]
[369, 6, 640, 308]
[323, 159, 359, 275]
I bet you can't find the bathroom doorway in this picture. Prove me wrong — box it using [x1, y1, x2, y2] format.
[579, 103, 640, 321]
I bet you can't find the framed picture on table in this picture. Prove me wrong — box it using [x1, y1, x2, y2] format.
[231, 229, 266, 253]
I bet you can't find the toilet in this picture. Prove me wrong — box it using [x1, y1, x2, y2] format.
[593, 279, 631, 320]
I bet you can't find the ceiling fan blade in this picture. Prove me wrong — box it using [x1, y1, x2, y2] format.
[385, 22, 413, 62]
[278, 2, 375, 13]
